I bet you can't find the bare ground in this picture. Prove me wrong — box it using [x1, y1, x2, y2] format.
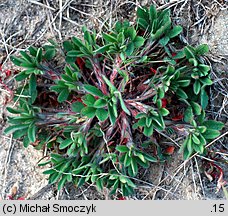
[0, 0, 227, 200]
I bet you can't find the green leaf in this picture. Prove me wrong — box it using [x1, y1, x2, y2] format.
[134, 36, 145, 48]
[99, 155, 115, 165]
[38, 160, 51, 167]
[62, 74, 73, 83]
[96, 108, 108, 121]
[28, 46, 38, 56]
[198, 126, 207, 134]
[94, 99, 107, 108]
[51, 153, 64, 162]
[193, 80, 201, 95]
[125, 42, 134, 56]
[49, 172, 61, 184]
[29, 74, 37, 104]
[137, 18, 149, 30]
[137, 118, 146, 127]
[189, 58, 198, 67]
[196, 44, 209, 55]
[63, 41, 73, 52]
[108, 104, 116, 125]
[84, 84, 103, 97]
[137, 7, 149, 20]
[183, 145, 191, 160]
[143, 153, 157, 162]
[149, 5, 157, 21]
[143, 125, 154, 137]
[124, 154, 131, 167]
[57, 89, 69, 103]
[117, 32, 125, 45]
[28, 124, 36, 143]
[72, 36, 85, 48]
[59, 139, 73, 150]
[4, 124, 30, 134]
[177, 79, 191, 87]
[72, 101, 84, 113]
[184, 46, 195, 59]
[48, 38, 58, 46]
[118, 93, 130, 115]
[193, 143, 204, 154]
[151, 28, 164, 40]
[197, 110, 206, 124]
[176, 88, 188, 99]
[187, 136, 193, 153]
[23, 136, 30, 148]
[115, 21, 122, 32]
[190, 101, 201, 115]
[10, 56, 24, 66]
[119, 176, 127, 184]
[135, 152, 146, 163]
[124, 184, 133, 196]
[184, 106, 194, 123]
[180, 137, 188, 159]
[6, 107, 22, 114]
[77, 175, 86, 187]
[202, 120, 224, 131]
[20, 51, 33, 63]
[44, 49, 56, 60]
[102, 76, 117, 92]
[8, 116, 34, 125]
[82, 94, 96, 106]
[94, 44, 112, 54]
[96, 178, 104, 191]
[15, 71, 29, 81]
[158, 88, 165, 99]
[83, 26, 93, 43]
[160, 108, 170, 116]
[167, 26, 183, 38]
[67, 50, 82, 57]
[159, 36, 169, 46]
[43, 169, 56, 175]
[135, 113, 147, 119]
[146, 117, 152, 127]
[192, 134, 200, 145]
[131, 158, 138, 176]
[36, 48, 42, 63]
[135, 157, 149, 168]
[81, 107, 96, 118]
[200, 88, 209, 109]
[200, 77, 213, 86]
[203, 129, 220, 140]
[125, 177, 136, 188]
[152, 114, 165, 130]
[116, 145, 129, 153]
[198, 133, 207, 146]
[172, 50, 185, 60]
[103, 33, 117, 43]
[127, 27, 137, 40]
[20, 62, 36, 69]
[72, 166, 87, 175]
[58, 175, 67, 190]
[120, 52, 125, 61]
[198, 64, 210, 74]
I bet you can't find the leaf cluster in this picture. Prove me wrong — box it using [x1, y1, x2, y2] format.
[5, 5, 224, 197]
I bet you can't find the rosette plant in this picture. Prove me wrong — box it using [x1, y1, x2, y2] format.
[5, 5, 224, 196]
